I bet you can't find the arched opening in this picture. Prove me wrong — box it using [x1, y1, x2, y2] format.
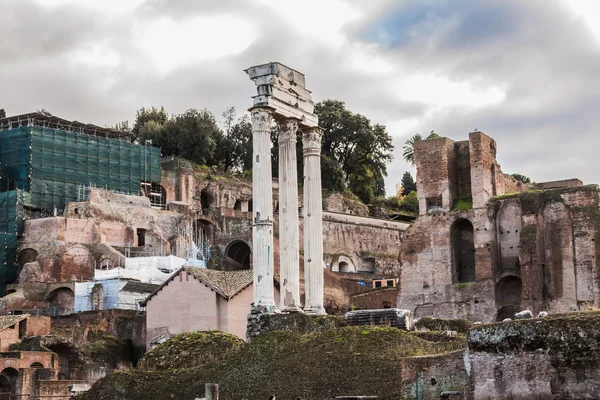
[223, 240, 251, 271]
[0, 367, 18, 395]
[451, 219, 476, 283]
[30, 362, 44, 369]
[18, 248, 38, 267]
[46, 288, 75, 315]
[339, 261, 350, 273]
[495, 275, 522, 321]
[17, 248, 39, 278]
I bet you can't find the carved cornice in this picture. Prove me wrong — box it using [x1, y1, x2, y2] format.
[302, 127, 323, 156]
[277, 119, 299, 144]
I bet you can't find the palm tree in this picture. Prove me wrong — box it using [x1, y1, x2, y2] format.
[402, 133, 423, 165]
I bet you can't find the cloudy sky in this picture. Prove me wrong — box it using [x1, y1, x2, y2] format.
[2, 0, 600, 195]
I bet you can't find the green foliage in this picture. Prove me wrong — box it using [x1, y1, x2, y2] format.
[511, 173, 531, 184]
[214, 107, 252, 173]
[402, 133, 422, 165]
[414, 317, 473, 334]
[139, 331, 244, 371]
[0, 109, 5, 118]
[133, 106, 169, 137]
[402, 191, 419, 214]
[401, 171, 416, 195]
[315, 100, 394, 204]
[452, 196, 473, 211]
[81, 327, 467, 400]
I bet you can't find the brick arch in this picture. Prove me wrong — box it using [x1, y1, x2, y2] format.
[224, 239, 251, 271]
[330, 254, 357, 273]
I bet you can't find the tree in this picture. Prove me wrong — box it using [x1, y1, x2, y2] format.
[133, 106, 169, 138]
[402, 134, 422, 165]
[113, 121, 131, 132]
[0, 109, 5, 118]
[401, 171, 417, 196]
[215, 107, 252, 173]
[163, 109, 221, 165]
[511, 173, 531, 184]
[134, 106, 222, 166]
[315, 100, 394, 204]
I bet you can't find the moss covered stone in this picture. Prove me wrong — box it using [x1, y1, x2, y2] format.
[81, 327, 468, 400]
[139, 331, 243, 370]
[414, 317, 473, 334]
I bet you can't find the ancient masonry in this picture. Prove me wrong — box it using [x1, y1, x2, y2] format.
[398, 131, 600, 322]
[246, 62, 325, 314]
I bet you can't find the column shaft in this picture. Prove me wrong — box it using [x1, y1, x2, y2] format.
[250, 107, 277, 311]
[302, 127, 325, 315]
[278, 119, 301, 312]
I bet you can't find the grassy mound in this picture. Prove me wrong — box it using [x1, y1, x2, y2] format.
[138, 331, 244, 370]
[81, 327, 466, 400]
[414, 317, 473, 334]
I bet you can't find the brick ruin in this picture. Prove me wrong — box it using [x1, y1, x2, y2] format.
[398, 130, 600, 322]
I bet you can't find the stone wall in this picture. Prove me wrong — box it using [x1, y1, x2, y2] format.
[468, 311, 600, 399]
[350, 287, 398, 310]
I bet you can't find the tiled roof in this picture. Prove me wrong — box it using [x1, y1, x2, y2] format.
[185, 267, 253, 299]
[122, 281, 160, 294]
[0, 314, 29, 332]
[141, 267, 254, 306]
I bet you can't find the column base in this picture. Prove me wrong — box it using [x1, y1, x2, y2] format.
[303, 306, 327, 315]
[250, 303, 281, 315]
[282, 305, 304, 313]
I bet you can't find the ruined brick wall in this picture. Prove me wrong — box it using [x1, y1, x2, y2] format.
[454, 141, 472, 198]
[469, 132, 497, 208]
[398, 208, 496, 322]
[400, 350, 468, 400]
[469, 312, 600, 399]
[350, 287, 397, 310]
[24, 316, 51, 336]
[0, 325, 20, 351]
[399, 185, 600, 323]
[415, 137, 456, 214]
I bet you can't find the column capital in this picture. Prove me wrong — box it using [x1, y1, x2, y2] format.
[302, 126, 323, 156]
[249, 107, 274, 131]
[277, 118, 299, 144]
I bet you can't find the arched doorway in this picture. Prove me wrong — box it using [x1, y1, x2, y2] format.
[45, 287, 75, 315]
[451, 219, 476, 283]
[0, 367, 18, 396]
[224, 240, 251, 271]
[17, 248, 39, 278]
[30, 362, 44, 369]
[495, 275, 522, 321]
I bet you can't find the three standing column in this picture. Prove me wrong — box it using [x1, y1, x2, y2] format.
[302, 127, 325, 315]
[250, 107, 277, 311]
[277, 119, 302, 312]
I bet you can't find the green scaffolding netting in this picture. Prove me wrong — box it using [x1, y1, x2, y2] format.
[0, 126, 161, 291]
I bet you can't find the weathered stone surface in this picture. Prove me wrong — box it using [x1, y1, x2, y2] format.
[469, 311, 600, 399]
[514, 310, 533, 319]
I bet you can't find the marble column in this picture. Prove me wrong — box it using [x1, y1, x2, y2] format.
[302, 127, 325, 315]
[277, 118, 302, 312]
[250, 107, 277, 312]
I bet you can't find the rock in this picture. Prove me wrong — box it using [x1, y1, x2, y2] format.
[474, 322, 482, 325]
[443, 330, 458, 337]
[515, 310, 533, 319]
[537, 311, 548, 318]
[502, 318, 512, 322]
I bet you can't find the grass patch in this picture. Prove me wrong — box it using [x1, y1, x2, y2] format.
[451, 196, 473, 211]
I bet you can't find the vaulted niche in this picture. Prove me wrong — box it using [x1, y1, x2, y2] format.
[451, 218, 476, 283]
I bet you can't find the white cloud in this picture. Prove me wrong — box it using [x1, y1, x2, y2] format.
[133, 15, 257, 74]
